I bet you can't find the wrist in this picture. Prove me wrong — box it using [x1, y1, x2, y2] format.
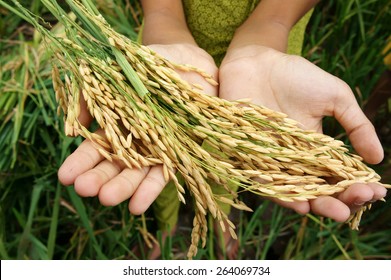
[221, 44, 282, 70]
[142, 13, 196, 45]
[228, 19, 289, 53]
[227, 0, 318, 53]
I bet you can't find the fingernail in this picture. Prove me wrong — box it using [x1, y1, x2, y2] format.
[354, 201, 365, 206]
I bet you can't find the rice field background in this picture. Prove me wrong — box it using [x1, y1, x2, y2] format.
[0, 0, 390, 260]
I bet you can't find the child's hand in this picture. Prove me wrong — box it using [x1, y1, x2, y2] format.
[219, 45, 387, 222]
[59, 135, 166, 215]
[58, 43, 218, 214]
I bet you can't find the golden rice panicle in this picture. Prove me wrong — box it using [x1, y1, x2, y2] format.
[187, 209, 209, 259]
[52, 64, 68, 117]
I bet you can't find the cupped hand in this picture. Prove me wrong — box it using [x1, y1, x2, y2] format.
[58, 43, 218, 215]
[219, 45, 387, 222]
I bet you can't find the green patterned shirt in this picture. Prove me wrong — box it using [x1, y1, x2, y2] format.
[182, 0, 312, 64]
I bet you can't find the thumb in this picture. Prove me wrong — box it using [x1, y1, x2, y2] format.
[78, 93, 93, 127]
[332, 80, 383, 164]
[148, 44, 218, 96]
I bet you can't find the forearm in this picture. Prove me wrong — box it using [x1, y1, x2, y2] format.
[141, 0, 196, 45]
[228, 0, 319, 52]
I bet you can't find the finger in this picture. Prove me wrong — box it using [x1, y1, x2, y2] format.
[270, 197, 310, 215]
[58, 137, 104, 185]
[98, 166, 150, 207]
[332, 80, 383, 164]
[309, 196, 351, 222]
[73, 159, 124, 197]
[128, 165, 167, 215]
[337, 183, 387, 213]
[369, 182, 388, 201]
[337, 183, 375, 205]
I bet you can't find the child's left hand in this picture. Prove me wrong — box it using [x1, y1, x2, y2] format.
[219, 45, 387, 221]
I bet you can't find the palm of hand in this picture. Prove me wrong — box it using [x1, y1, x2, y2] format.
[219, 45, 386, 221]
[58, 44, 218, 214]
[219, 46, 347, 132]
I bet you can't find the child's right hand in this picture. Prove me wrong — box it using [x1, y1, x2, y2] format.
[58, 43, 218, 215]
